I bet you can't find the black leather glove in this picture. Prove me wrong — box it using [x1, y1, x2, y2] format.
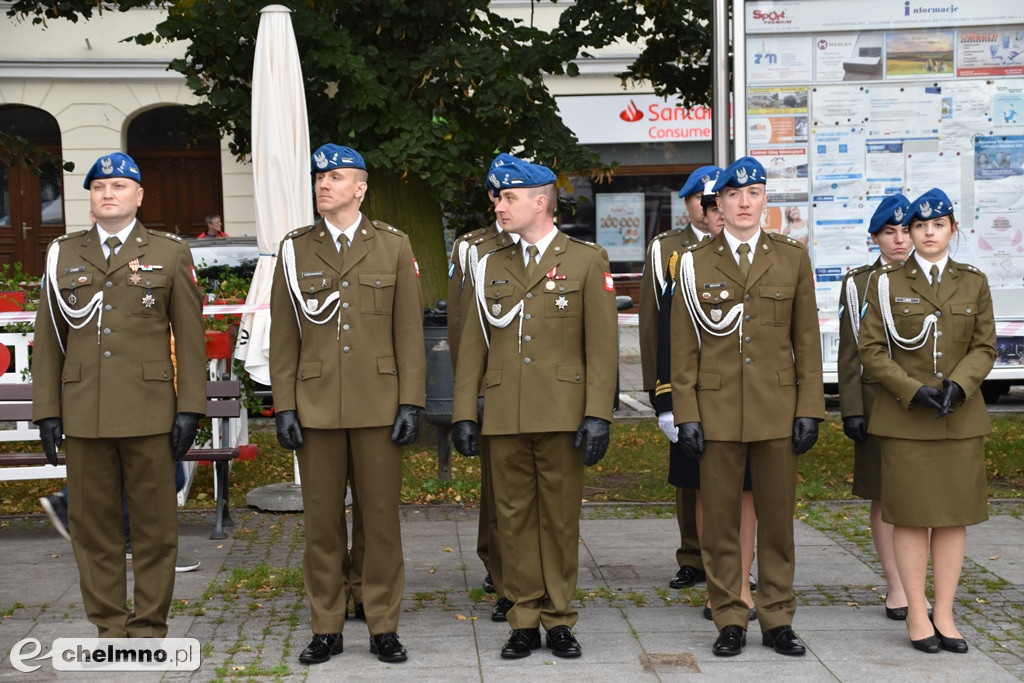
[170, 412, 203, 462]
[678, 422, 704, 460]
[842, 416, 868, 444]
[275, 410, 304, 450]
[36, 417, 63, 466]
[574, 416, 611, 467]
[390, 404, 420, 445]
[913, 384, 943, 412]
[792, 417, 819, 455]
[936, 378, 965, 419]
[451, 420, 479, 456]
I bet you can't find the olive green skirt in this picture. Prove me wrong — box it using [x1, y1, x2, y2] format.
[880, 436, 988, 528]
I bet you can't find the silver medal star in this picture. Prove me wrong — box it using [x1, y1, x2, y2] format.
[555, 295, 568, 310]
[142, 293, 156, 308]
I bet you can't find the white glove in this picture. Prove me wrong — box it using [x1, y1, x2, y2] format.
[657, 412, 679, 443]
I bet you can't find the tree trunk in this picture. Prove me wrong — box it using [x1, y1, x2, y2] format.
[365, 172, 447, 308]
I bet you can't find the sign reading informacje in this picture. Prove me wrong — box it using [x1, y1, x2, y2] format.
[555, 94, 717, 145]
[746, 0, 1024, 34]
[9, 638, 202, 673]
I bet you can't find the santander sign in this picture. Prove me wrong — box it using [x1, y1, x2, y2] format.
[557, 94, 717, 145]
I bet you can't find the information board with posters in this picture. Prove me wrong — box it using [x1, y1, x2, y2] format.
[742, 0, 1024, 381]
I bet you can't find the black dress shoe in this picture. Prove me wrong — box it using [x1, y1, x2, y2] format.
[501, 628, 541, 659]
[669, 565, 706, 589]
[369, 633, 407, 662]
[545, 625, 582, 658]
[762, 626, 806, 656]
[712, 625, 746, 656]
[933, 624, 968, 653]
[491, 597, 514, 622]
[298, 633, 342, 664]
[483, 572, 496, 594]
[352, 602, 365, 620]
[885, 605, 908, 620]
[911, 634, 940, 653]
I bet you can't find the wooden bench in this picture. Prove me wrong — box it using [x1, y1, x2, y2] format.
[0, 380, 242, 539]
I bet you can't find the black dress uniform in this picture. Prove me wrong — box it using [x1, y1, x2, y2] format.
[447, 203, 516, 613]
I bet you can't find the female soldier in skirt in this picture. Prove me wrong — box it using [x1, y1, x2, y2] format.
[858, 188, 996, 653]
[836, 194, 912, 621]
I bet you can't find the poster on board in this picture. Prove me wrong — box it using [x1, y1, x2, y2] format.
[595, 193, 645, 263]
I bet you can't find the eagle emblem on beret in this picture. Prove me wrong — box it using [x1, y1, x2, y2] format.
[919, 201, 932, 218]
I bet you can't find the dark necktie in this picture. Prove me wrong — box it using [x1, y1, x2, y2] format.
[930, 264, 940, 294]
[338, 234, 350, 260]
[105, 236, 121, 265]
[525, 245, 539, 280]
[737, 242, 751, 281]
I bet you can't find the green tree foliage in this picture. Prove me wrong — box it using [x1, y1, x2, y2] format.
[9, 0, 632, 304]
[557, 0, 716, 105]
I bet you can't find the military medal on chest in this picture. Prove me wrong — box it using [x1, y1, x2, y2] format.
[128, 258, 142, 285]
[142, 291, 156, 308]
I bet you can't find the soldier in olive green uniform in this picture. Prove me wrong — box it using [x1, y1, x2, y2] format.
[270, 144, 425, 665]
[858, 188, 996, 654]
[447, 154, 519, 622]
[451, 159, 618, 660]
[671, 157, 824, 658]
[639, 165, 719, 590]
[32, 152, 206, 638]
[836, 194, 912, 621]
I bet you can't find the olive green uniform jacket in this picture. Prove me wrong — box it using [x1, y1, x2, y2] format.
[858, 257, 996, 439]
[670, 230, 825, 439]
[837, 259, 883, 421]
[32, 223, 207, 434]
[270, 216, 425, 426]
[447, 222, 515, 367]
[452, 230, 617, 432]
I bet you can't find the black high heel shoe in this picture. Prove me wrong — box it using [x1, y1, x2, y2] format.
[931, 618, 968, 653]
[910, 634, 940, 653]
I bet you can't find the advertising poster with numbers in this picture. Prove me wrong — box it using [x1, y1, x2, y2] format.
[595, 193, 645, 263]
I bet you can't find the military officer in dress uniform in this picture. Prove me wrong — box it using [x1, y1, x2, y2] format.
[639, 165, 720, 591]
[447, 153, 519, 622]
[270, 144, 425, 665]
[670, 156, 824, 657]
[32, 152, 206, 638]
[858, 188, 996, 654]
[836, 194, 912, 621]
[450, 159, 618, 660]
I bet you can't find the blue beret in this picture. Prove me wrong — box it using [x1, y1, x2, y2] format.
[712, 156, 767, 192]
[679, 165, 723, 199]
[311, 144, 366, 174]
[82, 152, 141, 189]
[868, 194, 911, 234]
[487, 153, 519, 183]
[906, 188, 954, 223]
[488, 159, 557, 197]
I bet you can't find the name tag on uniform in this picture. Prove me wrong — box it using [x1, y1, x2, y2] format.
[63, 266, 86, 274]
[894, 297, 920, 303]
[301, 271, 325, 278]
[703, 282, 727, 289]
[490, 279, 510, 285]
